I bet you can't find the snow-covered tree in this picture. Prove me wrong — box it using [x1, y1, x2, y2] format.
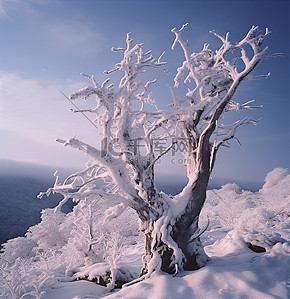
[39, 24, 269, 278]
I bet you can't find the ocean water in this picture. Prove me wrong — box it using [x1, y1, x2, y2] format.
[0, 176, 61, 244]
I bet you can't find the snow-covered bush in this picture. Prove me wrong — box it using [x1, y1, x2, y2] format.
[260, 168, 290, 209]
[0, 237, 37, 264]
[202, 183, 260, 230]
[202, 168, 289, 233]
[0, 249, 58, 299]
[0, 187, 141, 298]
[27, 208, 67, 251]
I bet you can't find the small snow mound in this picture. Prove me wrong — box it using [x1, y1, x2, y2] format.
[243, 230, 288, 252]
[75, 262, 137, 288]
[75, 262, 111, 281]
[205, 230, 249, 257]
[271, 241, 290, 256]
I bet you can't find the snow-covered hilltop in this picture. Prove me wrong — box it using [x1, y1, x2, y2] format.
[0, 168, 289, 298]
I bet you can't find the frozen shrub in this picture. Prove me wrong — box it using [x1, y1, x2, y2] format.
[260, 168, 290, 207]
[203, 183, 260, 230]
[202, 168, 290, 232]
[0, 237, 36, 264]
[27, 208, 67, 251]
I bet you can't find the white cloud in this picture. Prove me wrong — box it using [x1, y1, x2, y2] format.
[0, 0, 46, 19]
[0, 70, 102, 166]
[0, 0, 9, 18]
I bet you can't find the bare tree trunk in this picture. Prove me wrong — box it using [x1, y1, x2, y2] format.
[140, 230, 154, 276]
[140, 171, 210, 275]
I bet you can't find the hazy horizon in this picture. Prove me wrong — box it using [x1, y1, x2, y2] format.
[0, 159, 267, 191]
[1, 158, 281, 244]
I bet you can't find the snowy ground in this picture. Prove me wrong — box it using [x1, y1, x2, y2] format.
[41, 227, 289, 299]
[1, 168, 289, 298]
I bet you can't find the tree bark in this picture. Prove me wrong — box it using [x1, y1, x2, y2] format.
[140, 172, 210, 276]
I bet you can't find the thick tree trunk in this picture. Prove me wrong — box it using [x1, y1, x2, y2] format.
[140, 220, 208, 275]
[140, 172, 210, 276]
[159, 227, 207, 274]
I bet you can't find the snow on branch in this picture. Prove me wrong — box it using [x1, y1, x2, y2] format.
[169, 24, 269, 166]
[50, 34, 177, 222]
[171, 23, 189, 50]
[171, 24, 269, 102]
[39, 137, 157, 219]
[104, 32, 168, 79]
[48, 25, 269, 222]
[225, 100, 262, 112]
[209, 117, 259, 172]
[216, 118, 259, 143]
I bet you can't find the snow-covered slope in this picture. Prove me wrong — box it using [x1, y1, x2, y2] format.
[0, 168, 289, 298]
[103, 233, 289, 299]
[41, 229, 290, 299]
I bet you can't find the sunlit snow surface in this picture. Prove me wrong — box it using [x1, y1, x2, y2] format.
[41, 230, 289, 299]
[1, 168, 289, 298]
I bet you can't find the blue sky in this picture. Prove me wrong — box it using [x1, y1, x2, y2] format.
[0, 0, 289, 188]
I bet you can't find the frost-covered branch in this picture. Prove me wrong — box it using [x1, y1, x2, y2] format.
[209, 118, 259, 171]
[39, 137, 157, 219]
[225, 100, 262, 112]
[170, 24, 269, 172]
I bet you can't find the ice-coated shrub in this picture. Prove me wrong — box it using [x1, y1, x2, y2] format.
[27, 208, 67, 251]
[260, 168, 290, 207]
[0, 237, 36, 264]
[0, 187, 141, 298]
[262, 168, 289, 190]
[0, 252, 57, 299]
[202, 168, 289, 232]
[203, 183, 260, 230]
